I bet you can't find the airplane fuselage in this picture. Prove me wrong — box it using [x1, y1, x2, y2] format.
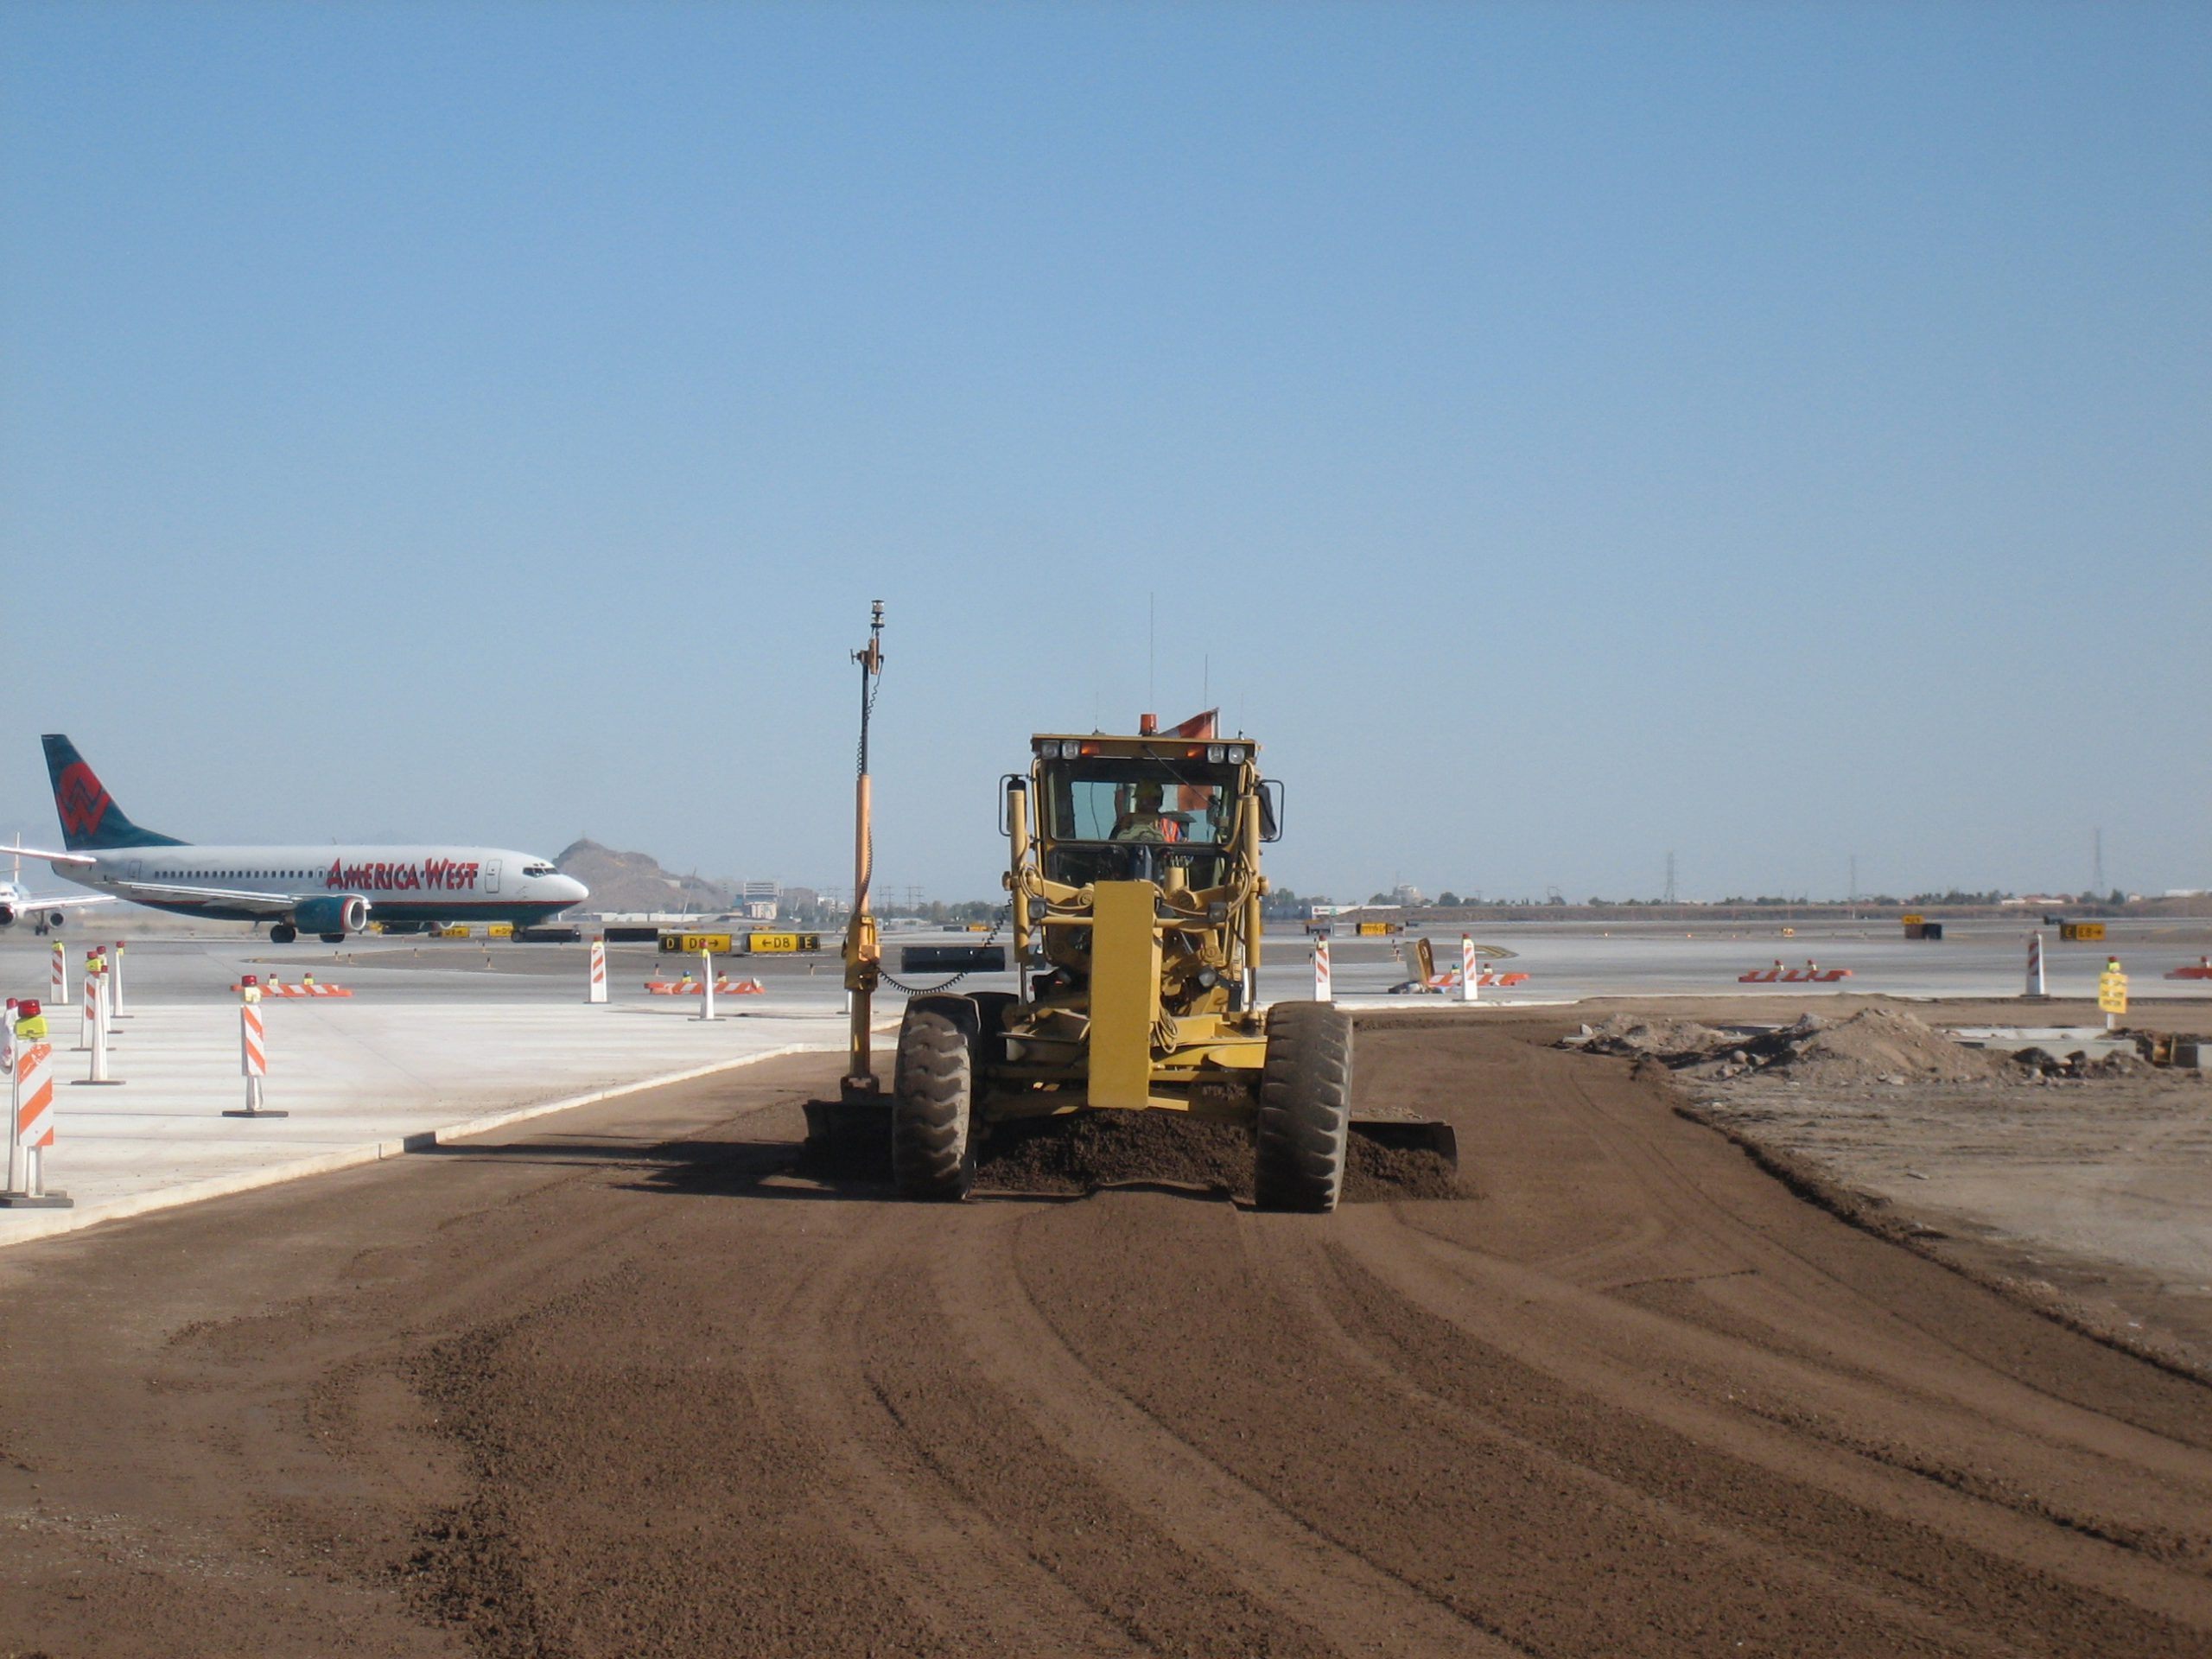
[60, 845, 585, 929]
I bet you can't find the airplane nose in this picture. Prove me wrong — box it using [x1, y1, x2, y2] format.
[559, 876, 589, 903]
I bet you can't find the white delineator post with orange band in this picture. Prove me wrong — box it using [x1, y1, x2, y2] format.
[587, 938, 608, 1004]
[698, 947, 716, 1021]
[73, 970, 122, 1088]
[1461, 935, 1478, 1004]
[1313, 935, 1332, 1002]
[78, 963, 99, 1052]
[111, 940, 128, 1019]
[2025, 931, 2046, 999]
[50, 942, 66, 1006]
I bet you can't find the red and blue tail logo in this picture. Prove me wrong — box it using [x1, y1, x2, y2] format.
[42, 736, 183, 851]
[54, 761, 112, 840]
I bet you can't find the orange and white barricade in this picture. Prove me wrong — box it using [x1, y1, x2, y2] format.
[224, 980, 285, 1119]
[3, 1013, 70, 1208]
[587, 938, 608, 1004]
[2164, 957, 2212, 982]
[1313, 936, 1332, 1002]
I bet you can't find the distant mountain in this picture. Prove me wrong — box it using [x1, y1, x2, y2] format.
[555, 838, 733, 916]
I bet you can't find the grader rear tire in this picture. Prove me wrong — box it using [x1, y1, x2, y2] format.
[892, 998, 978, 1201]
[1255, 1001, 1353, 1212]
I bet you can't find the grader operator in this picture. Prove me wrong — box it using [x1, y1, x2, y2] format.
[887, 724, 1452, 1211]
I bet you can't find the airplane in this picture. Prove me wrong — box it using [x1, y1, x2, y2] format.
[0, 843, 118, 933]
[0, 735, 588, 944]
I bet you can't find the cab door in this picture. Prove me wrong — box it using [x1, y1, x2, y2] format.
[485, 859, 502, 894]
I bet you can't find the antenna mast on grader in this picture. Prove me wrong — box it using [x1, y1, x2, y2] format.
[842, 601, 887, 1100]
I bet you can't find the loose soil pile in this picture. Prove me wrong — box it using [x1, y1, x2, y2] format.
[975, 1111, 1464, 1203]
[1567, 1007, 2016, 1085]
[803, 1107, 1463, 1201]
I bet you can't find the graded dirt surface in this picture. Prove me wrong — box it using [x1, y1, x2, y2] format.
[5, 1018, 2211, 1657]
[1552, 996, 2212, 1376]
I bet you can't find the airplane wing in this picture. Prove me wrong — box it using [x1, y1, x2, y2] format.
[0, 841, 99, 868]
[10, 891, 118, 912]
[108, 880, 302, 917]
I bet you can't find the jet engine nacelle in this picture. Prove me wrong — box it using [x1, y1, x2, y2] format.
[293, 894, 369, 936]
[0, 903, 16, 927]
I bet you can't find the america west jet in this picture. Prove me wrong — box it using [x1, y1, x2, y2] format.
[1, 736, 588, 944]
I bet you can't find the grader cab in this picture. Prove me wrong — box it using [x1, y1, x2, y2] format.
[887, 724, 1453, 1211]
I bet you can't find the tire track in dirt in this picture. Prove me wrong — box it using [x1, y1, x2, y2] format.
[1308, 1217, 2210, 1649]
[1014, 1191, 1975, 1655]
[839, 1201, 1345, 1656]
[755, 1191, 1138, 1655]
[938, 1201, 1506, 1656]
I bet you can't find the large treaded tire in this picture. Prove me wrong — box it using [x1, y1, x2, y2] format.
[893, 996, 979, 1201]
[1255, 1001, 1354, 1212]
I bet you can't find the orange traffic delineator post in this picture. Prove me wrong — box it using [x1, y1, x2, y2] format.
[587, 938, 608, 1004]
[1313, 936, 1332, 1002]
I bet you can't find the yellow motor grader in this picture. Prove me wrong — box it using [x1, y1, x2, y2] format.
[885, 721, 1453, 1211]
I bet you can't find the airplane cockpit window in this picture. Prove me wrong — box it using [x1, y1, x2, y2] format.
[522, 862, 557, 877]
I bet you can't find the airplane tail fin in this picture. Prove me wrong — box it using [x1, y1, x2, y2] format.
[42, 735, 184, 851]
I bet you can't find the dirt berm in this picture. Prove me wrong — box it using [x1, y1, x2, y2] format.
[3, 1020, 2209, 1656]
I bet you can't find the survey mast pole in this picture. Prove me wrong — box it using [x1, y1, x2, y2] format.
[842, 601, 887, 1099]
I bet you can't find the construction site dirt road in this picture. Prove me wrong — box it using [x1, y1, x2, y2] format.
[4, 1017, 2209, 1657]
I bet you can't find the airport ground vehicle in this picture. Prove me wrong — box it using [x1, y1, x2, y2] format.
[887, 723, 1453, 1211]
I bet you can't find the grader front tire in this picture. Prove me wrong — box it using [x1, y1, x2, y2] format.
[1255, 1001, 1353, 1212]
[892, 1000, 978, 1201]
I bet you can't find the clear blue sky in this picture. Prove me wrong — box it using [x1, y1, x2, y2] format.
[3, 3, 2205, 904]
